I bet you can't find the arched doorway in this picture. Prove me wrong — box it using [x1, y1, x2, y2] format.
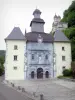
[45, 71, 49, 78]
[31, 71, 34, 79]
[37, 68, 43, 78]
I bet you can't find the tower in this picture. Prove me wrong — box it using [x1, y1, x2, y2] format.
[30, 9, 45, 32]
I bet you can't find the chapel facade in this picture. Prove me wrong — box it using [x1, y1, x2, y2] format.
[5, 9, 71, 80]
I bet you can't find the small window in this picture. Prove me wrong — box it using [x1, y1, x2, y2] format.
[14, 55, 17, 61]
[62, 66, 66, 71]
[62, 47, 65, 51]
[32, 54, 34, 60]
[62, 56, 65, 61]
[45, 55, 48, 60]
[62, 66, 66, 69]
[14, 45, 18, 50]
[13, 66, 17, 70]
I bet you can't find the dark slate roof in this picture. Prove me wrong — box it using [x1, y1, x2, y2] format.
[25, 32, 54, 43]
[30, 18, 45, 26]
[54, 30, 70, 42]
[33, 9, 41, 15]
[5, 27, 25, 40]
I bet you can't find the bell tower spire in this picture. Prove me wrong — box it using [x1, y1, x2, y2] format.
[30, 9, 45, 32]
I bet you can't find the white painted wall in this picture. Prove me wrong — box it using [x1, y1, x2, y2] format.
[54, 42, 71, 77]
[5, 40, 26, 80]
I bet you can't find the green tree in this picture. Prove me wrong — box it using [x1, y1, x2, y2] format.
[62, 0, 75, 27]
[62, 0, 75, 61]
[0, 56, 5, 76]
[67, 11, 75, 27]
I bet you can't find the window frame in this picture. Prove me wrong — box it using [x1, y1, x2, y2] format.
[14, 45, 18, 50]
[62, 66, 66, 69]
[14, 55, 18, 61]
[32, 54, 34, 60]
[62, 56, 65, 61]
[45, 54, 48, 60]
[13, 66, 17, 70]
[62, 47, 65, 51]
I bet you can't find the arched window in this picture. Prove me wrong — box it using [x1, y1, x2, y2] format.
[31, 71, 34, 78]
[45, 71, 49, 78]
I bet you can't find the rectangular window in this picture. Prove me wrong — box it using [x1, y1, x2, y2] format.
[14, 55, 17, 61]
[14, 45, 18, 50]
[62, 56, 65, 61]
[62, 47, 65, 51]
[45, 55, 48, 60]
[13, 66, 17, 70]
[32, 54, 34, 60]
[62, 66, 66, 69]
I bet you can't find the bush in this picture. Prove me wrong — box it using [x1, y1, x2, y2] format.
[57, 75, 63, 78]
[63, 69, 72, 76]
[0, 66, 4, 76]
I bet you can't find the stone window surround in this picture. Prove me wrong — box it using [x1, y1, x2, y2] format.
[62, 47, 65, 51]
[13, 66, 17, 70]
[14, 55, 18, 61]
[14, 45, 18, 50]
[62, 56, 66, 61]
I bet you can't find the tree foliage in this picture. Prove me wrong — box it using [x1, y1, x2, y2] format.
[63, 69, 72, 77]
[0, 55, 5, 76]
[62, 0, 75, 61]
[62, 0, 75, 27]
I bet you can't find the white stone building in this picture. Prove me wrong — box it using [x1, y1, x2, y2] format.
[5, 9, 71, 80]
[52, 14, 68, 33]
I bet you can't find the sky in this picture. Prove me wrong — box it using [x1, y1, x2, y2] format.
[0, 0, 73, 50]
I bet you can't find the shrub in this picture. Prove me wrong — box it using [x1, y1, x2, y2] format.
[57, 75, 63, 78]
[63, 69, 72, 76]
[0, 66, 4, 76]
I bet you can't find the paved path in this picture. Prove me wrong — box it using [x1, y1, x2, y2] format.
[10, 79, 75, 100]
[0, 77, 32, 100]
[54, 79, 75, 90]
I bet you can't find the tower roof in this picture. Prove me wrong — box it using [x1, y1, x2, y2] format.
[54, 30, 70, 42]
[33, 9, 41, 15]
[30, 18, 45, 26]
[5, 27, 25, 40]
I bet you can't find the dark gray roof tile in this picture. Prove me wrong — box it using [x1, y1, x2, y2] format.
[30, 18, 45, 26]
[54, 30, 70, 42]
[5, 27, 25, 40]
[33, 9, 41, 15]
[25, 32, 54, 43]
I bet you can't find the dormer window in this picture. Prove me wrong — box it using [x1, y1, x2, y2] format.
[14, 45, 18, 50]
